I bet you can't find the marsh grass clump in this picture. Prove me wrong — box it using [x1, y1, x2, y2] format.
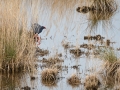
[84, 75, 100, 90]
[89, 0, 117, 30]
[41, 68, 59, 87]
[77, 0, 117, 30]
[99, 48, 118, 63]
[114, 68, 120, 86]
[67, 74, 81, 87]
[100, 61, 120, 87]
[99, 48, 120, 87]
[70, 48, 83, 57]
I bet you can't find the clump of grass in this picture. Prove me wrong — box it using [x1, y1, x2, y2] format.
[100, 61, 120, 88]
[76, 0, 117, 31]
[67, 74, 81, 88]
[99, 48, 120, 88]
[115, 68, 120, 85]
[89, 0, 117, 30]
[41, 68, 59, 87]
[70, 48, 83, 57]
[99, 48, 118, 63]
[84, 74, 100, 90]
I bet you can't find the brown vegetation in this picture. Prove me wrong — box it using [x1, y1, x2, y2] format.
[0, 0, 37, 73]
[70, 48, 83, 57]
[67, 74, 81, 87]
[41, 68, 59, 87]
[40, 57, 64, 68]
[35, 47, 49, 57]
[84, 75, 100, 90]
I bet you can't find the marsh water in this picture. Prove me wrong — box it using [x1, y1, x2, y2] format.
[1, 0, 120, 90]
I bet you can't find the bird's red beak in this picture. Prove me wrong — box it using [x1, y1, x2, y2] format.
[44, 27, 46, 29]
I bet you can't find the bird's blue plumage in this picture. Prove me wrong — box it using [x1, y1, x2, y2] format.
[32, 23, 45, 34]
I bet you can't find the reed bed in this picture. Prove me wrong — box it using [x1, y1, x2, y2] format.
[0, 0, 37, 73]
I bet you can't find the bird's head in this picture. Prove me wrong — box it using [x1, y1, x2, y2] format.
[42, 26, 46, 29]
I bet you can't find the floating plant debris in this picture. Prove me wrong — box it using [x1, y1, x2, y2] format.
[84, 35, 105, 41]
[21, 86, 31, 90]
[40, 57, 64, 65]
[80, 44, 95, 50]
[35, 47, 49, 56]
[71, 65, 81, 69]
[70, 48, 84, 57]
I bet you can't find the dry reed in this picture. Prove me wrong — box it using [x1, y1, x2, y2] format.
[89, 0, 117, 30]
[100, 61, 120, 88]
[76, 0, 117, 31]
[0, 0, 37, 73]
[84, 74, 100, 90]
[99, 48, 120, 88]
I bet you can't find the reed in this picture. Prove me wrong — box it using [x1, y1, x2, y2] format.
[0, 0, 36, 73]
[84, 74, 100, 90]
[99, 48, 120, 88]
[76, 0, 117, 32]
[88, 0, 117, 30]
[99, 48, 118, 63]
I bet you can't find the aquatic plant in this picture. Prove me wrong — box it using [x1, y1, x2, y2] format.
[41, 68, 59, 87]
[99, 48, 120, 88]
[84, 74, 100, 90]
[70, 48, 83, 57]
[99, 61, 120, 88]
[99, 48, 118, 63]
[76, 0, 117, 31]
[67, 74, 81, 88]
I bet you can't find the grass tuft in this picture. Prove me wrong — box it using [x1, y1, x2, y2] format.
[67, 74, 81, 87]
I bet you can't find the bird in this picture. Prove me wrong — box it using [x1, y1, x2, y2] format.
[32, 23, 46, 34]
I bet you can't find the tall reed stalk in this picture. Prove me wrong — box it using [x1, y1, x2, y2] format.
[0, 0, 37, 73]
